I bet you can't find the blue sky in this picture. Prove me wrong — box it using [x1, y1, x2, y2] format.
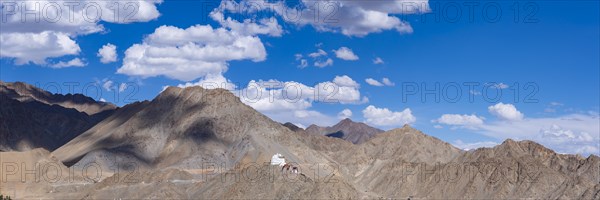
[1, 0, 598, 155]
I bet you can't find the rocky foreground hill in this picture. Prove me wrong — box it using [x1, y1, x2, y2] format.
[0, 83, 598, 199]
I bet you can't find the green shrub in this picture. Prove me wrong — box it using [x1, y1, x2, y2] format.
[0, 194, 12, 200]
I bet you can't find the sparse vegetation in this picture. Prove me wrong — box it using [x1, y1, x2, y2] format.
[0, 194, 12, 200]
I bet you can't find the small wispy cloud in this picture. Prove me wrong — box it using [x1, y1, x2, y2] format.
[373, 57, 384, 64]
[50, 58, 86, 68]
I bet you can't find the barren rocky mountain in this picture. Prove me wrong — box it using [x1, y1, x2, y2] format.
[444, 139, 600, 199]
[306, 118, 384, 144]
[1, 85, 598, 199]
[0, 82, 115, 151]
[52, 86, 337, 173]
[332, 128, 600, 199]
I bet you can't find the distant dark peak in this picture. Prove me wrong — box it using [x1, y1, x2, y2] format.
[305, 118, 384, 144]
[325, 131, 344, 139]
[282, 122, 303, 132]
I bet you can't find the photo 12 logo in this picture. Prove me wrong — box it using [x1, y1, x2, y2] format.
[1, 1, 140, 24]
[400, 82, 539, 103]
[203, 0, 541, 25]
[396, 161, 541, 184]
[31, 81, 140, 104]
[414, 1, 540, 24]
[204, 0, 345, 25]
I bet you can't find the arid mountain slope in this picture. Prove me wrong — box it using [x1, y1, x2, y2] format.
[45, 86, 357, 198]
[0, 85, 597, 199]
[52, 86, 337, 172]
[0, 82, 115, 151]
[0, 148, 76, 198]
[340, 131, 600, 199]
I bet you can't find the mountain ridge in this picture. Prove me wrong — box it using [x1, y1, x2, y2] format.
[1, 81, 116, 115]
[0, 81, 116, 151]
[0, 83, 597, 199]
[52, 86, 332, 171]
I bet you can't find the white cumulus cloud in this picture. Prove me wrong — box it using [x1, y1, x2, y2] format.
[117, 24, 267, 81]
[0, 31, 80, 65]
[488, 102, 524, 121]
[0, 0, 162, 65]
[362, 105, 416, 127]
[338, 109, 353, 119]
[333, 75, 360, 88]
[209, 10, 283, 37]
[214, 0, 429, 37]
[97, 43, 118, 64]
[238, 75, 366, 106]
[334, 47, 359, 61]
[234, 75, 367, 126]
